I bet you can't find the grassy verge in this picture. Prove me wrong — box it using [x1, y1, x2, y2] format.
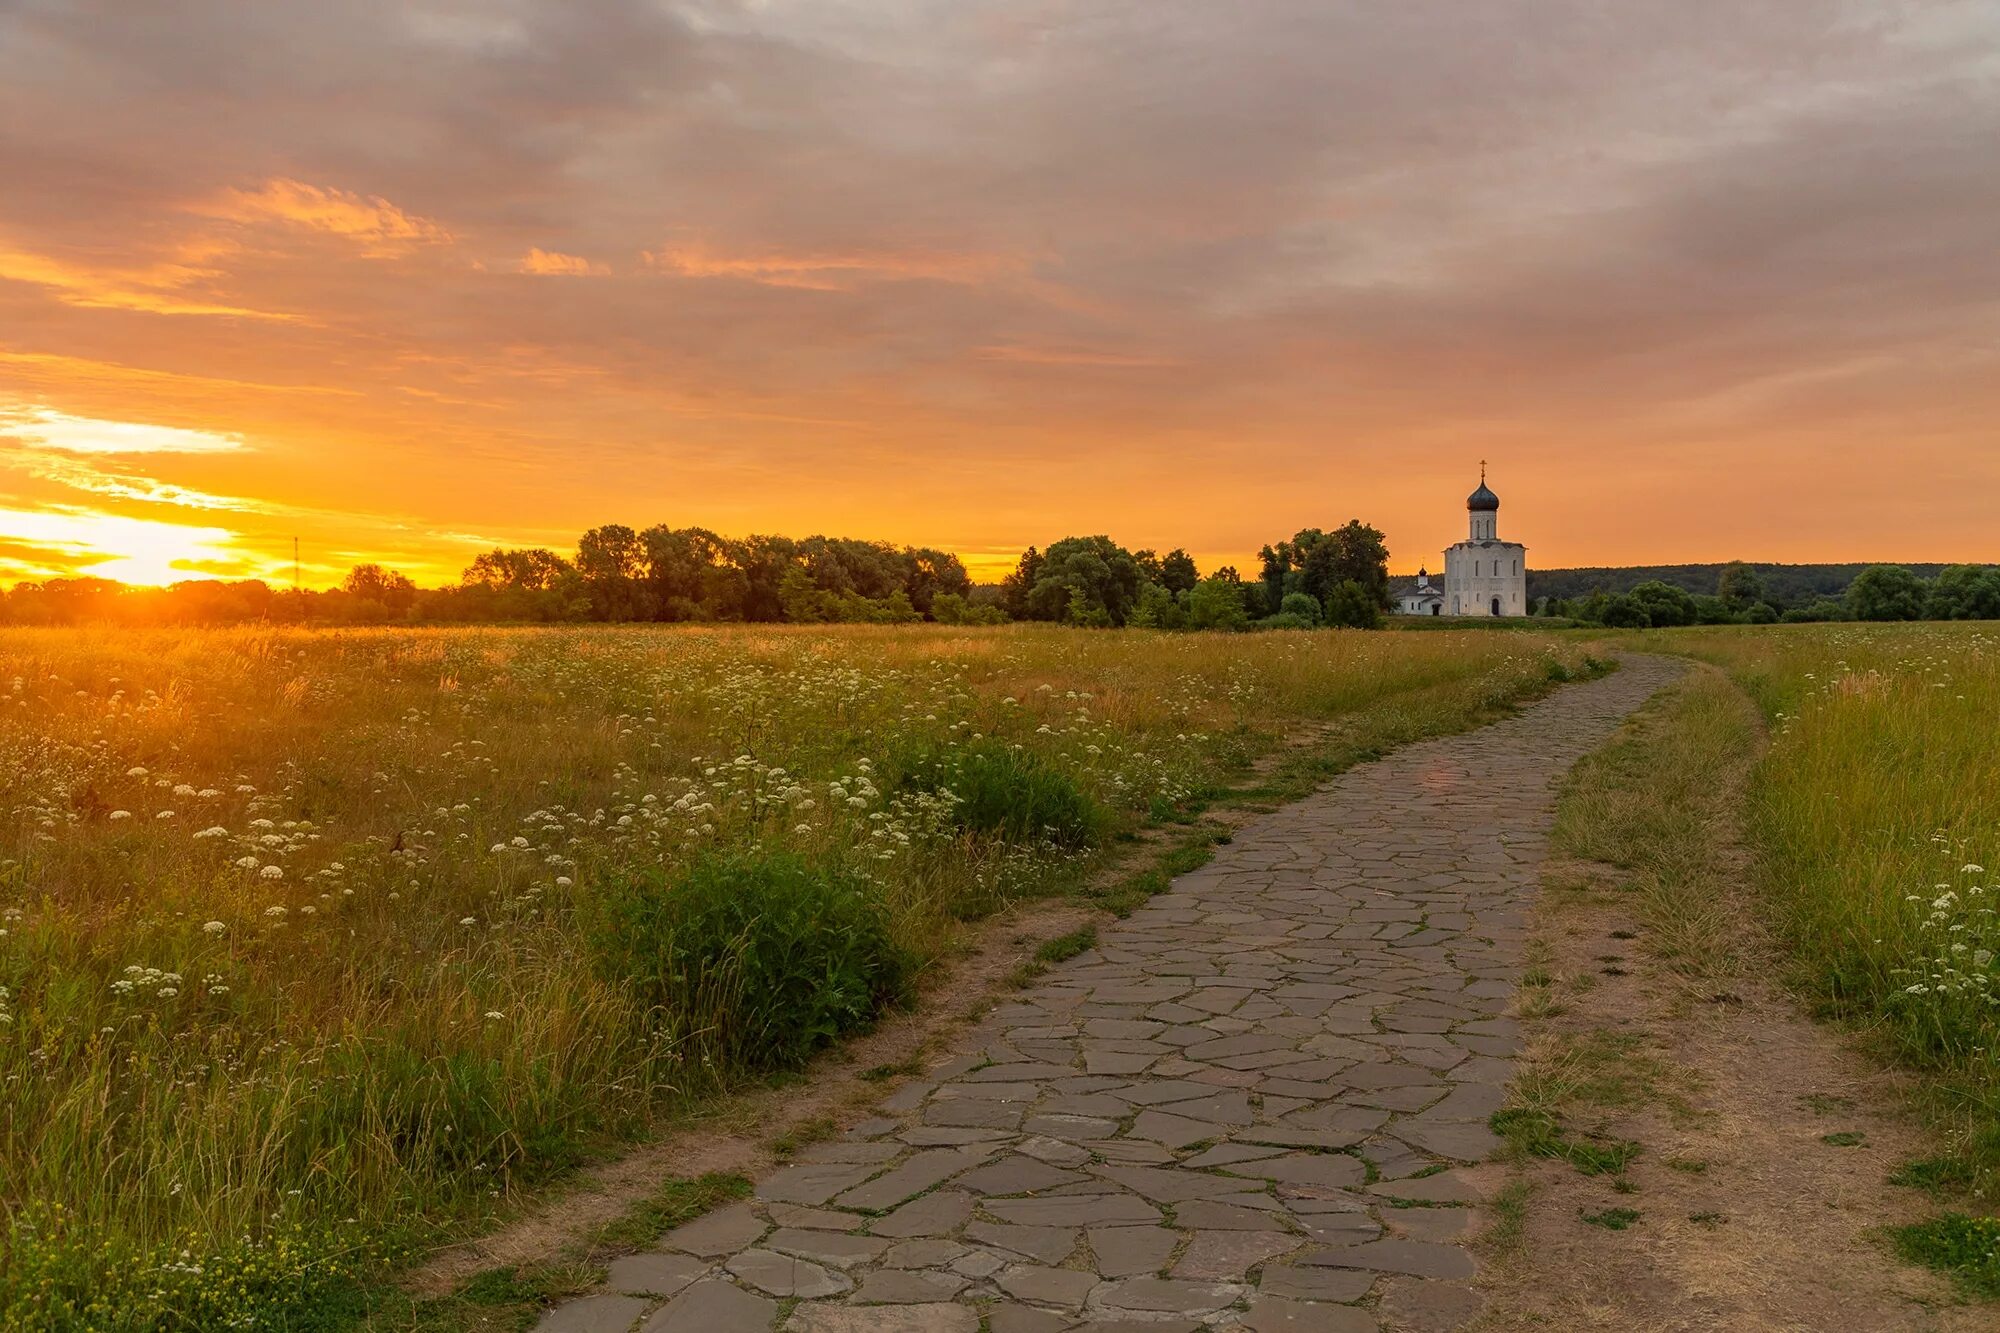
[1630, 625, 2000, 1190]
[366, 1174, 751, 1332]
[1493, 669, 1753, 1199]
[1548, 665, 1764, 980]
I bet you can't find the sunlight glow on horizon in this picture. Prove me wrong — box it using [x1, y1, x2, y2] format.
[0, 505, 249, 587]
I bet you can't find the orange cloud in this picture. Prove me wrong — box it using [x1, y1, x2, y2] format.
[643, 240, 1017, 290]
[0, 243, 294, 320]
[195, 178, 453, 255]
[0, 403, 247, 455]
[518, 248, 608, 276]
[976, 345, 1178, 368]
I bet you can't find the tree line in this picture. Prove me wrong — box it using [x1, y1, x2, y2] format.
[0, 518, 1397, 630]
[1542, 561, 2000, 627]
[997, 522, 1391, 630]
[1528, 560, 1953, 606]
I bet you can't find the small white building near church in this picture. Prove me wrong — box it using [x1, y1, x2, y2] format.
[1397, 568, 1447, 616]
[1442, 469, 1528, 616]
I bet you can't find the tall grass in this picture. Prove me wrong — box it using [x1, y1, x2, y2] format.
[0, 622, 1594, 1325]
[1635, 623, 2000, 1176]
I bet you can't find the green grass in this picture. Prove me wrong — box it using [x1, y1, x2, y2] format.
[1891, 1156, 1975, 1195]
[1034, 925, 1098, 964]
[1890, 1213, 2000, 1298]
[1491, 1107, 1641, 1177]
[1580, 1207, 1641, 1231]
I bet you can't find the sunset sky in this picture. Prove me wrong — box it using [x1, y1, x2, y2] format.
[2, 1, 1997, 588]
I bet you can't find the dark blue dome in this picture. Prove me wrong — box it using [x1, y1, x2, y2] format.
[1467, 481, 1499, 512]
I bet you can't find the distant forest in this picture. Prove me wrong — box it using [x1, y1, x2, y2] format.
[1527, 561, 2000, 626]
[1527, 562, 1953, 604]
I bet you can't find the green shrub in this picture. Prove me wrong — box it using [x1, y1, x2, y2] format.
[1278, 592, 1323, 625]
[902, 739, 1103, 847]
[590, 852, 913, 1073]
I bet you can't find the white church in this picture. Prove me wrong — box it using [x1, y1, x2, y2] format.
[1396, 468, 1529, 617]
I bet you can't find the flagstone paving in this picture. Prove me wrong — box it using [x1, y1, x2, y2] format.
[537, 655, 1682, 1332]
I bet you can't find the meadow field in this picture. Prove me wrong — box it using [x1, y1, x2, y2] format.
[0, 622, 1598, 1328]
[1639, 623, 2000, 1185]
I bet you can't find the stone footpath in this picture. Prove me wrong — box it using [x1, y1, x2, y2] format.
[538, 655, 1681, 1333]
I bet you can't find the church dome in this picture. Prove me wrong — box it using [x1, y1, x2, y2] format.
[1467, 480, 1499, 512]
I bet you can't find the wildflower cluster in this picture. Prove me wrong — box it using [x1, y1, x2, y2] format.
[1892, 845, 2000, 1036]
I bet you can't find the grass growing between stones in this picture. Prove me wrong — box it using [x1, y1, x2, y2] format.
[0, 622, 1603, 1327]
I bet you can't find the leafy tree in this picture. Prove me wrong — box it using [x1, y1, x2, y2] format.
[1321, 579, 1382, 629]
[1628, 580, 1697, 627]
[1599, 593, 1650, 628]
[1846, 565, 1927, 621]
[1295, 522, 1391, 611]
[1184, 576, 1248, 631]
[1257, 542, 1293, 614]
[1127, 583, 1175, 629]
[576, 524, 654, 621]
[1715, 561, 1767, 612]
[778, 565, 831, 622]
[905, 548, 972, 616]
[1027, 536, 1147, 626]
[462, 547, 573, 593]
[1926, 565, 2000, 621]
[1000, 546, 1045, 621]
[1780, 597, 1848, 623]
[341, 563, 417, 613]
[640, 526, 733, 620]
[1159, 549, 1200, 596]
[734, 534, 799, 623]
[1690, 594, 1735, 625]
